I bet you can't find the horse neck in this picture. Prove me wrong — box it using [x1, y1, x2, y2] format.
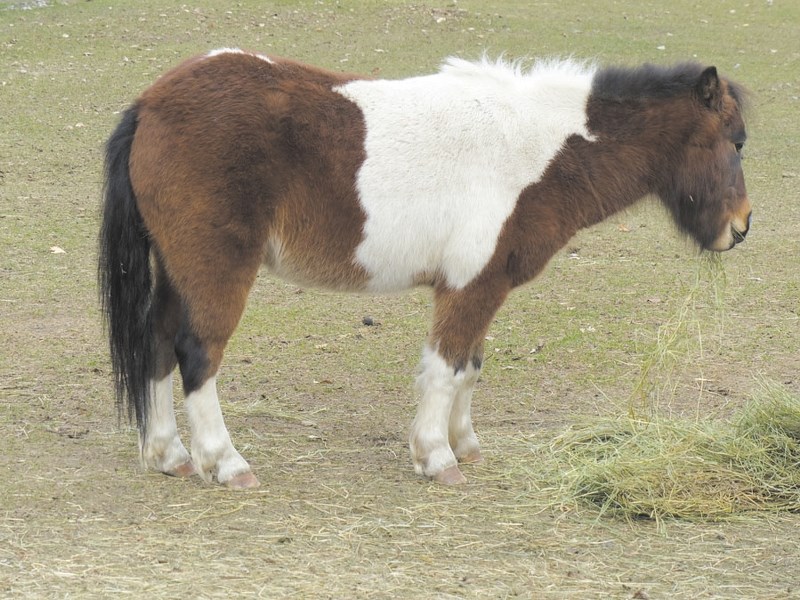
[575, 97, 700, 227]
[507, 105, 691, 286]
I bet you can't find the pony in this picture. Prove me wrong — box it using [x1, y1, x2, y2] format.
[99, 49, 751, 488]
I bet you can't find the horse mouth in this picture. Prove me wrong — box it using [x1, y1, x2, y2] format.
[731, 210, 752, 247]
[731, 226, 747, 246]
[708, 217, 751, 252]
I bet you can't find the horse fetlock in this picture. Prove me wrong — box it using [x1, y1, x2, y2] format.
[410, 434, 459, 480]
[140, 432, 192, 476]
[191, 441, 252, 486]
[447, 415, 482, 465]
[411, 429, 474, 483]
[452, 437, 483, 464]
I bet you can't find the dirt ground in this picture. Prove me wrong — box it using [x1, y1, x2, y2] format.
[1, 0, 798, 598]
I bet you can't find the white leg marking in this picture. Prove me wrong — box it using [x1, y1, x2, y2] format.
[449, 363, 482, 463]
[409, 346, 464, 479]
[140, 373, 193, 476]
[185, 377, 252, 485]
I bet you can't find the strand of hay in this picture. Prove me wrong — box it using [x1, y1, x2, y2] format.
[554, 381, 800, 521]
[629, 253, 728, 419]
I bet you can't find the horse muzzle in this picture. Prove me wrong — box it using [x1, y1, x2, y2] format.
[709, 200, 752, 252]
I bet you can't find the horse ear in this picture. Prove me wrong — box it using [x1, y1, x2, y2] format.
[697, 66, 722, 110]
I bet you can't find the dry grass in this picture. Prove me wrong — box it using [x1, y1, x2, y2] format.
[554, 381, 800, 524]
[552, 257, 800, 524]
[629, 253, 729, 419]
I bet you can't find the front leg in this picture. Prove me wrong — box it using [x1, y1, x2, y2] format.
[409, 345, 466, 484]
[449, 354, 483, 465]
[410, 278, 509, 484]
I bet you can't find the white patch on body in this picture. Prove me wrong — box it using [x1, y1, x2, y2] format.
[206, 47, 274, 64]
[335, 57, 597, 292]
[185, 376, 251, 484]
[140, 373, 191, 473]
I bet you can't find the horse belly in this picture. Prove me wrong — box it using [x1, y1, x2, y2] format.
[263, 217, 370, 292]
[353, 196, 512, 293]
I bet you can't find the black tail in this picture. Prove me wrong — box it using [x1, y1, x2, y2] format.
[98, 104, 152, 437]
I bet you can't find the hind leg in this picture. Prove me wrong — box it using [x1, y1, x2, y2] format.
[140, 258, 195, 478]
[171, 259, 262, 489]
[180, 369, 256, 488]
[177, 323, 259, 488]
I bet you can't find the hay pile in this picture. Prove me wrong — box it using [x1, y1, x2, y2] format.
[552, 255, 800, 521]
[555, 382, 800, 521]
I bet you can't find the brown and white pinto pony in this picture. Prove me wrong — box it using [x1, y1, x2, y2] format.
[99, 49, 751, 488]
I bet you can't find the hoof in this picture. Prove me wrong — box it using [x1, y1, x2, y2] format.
[225, 471, 260, 489]
[457, 451, 484, 465]
[166, 460, 197, 478]
[433, 465, 467, 485]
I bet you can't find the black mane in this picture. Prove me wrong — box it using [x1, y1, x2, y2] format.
[592, 61, 748, 114]
[592, 62, 709, 102]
